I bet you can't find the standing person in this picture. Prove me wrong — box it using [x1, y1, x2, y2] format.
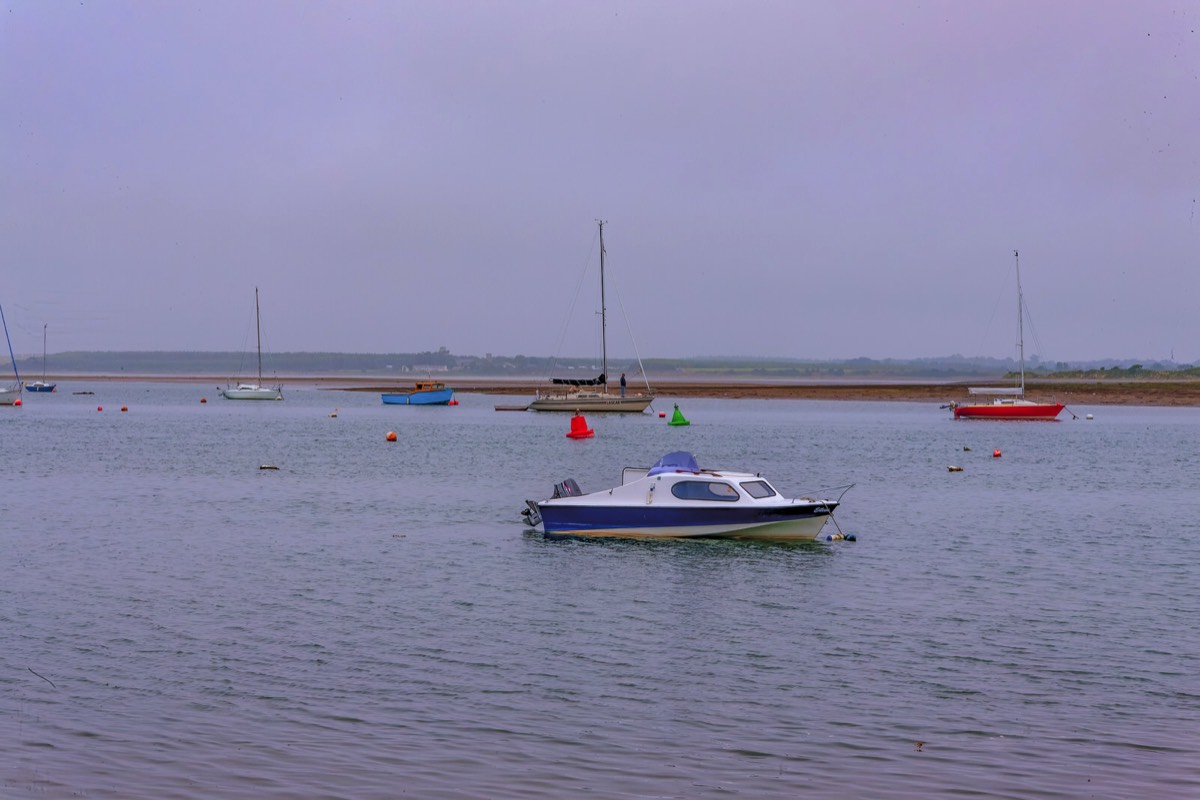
[619, 373, 626, 397]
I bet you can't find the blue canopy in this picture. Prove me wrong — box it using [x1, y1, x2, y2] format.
[647, 451, 700, 476]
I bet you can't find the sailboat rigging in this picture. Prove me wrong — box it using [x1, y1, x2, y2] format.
[528, 221, 655, 412]
[0, 302, 21, 406]
[25, 324, 56, 392]
[951, 250, 1065, 420]
[222, 287, 283, 400]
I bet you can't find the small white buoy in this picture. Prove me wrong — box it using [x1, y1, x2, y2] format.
[1086, 414, 1093, 420]
[259, 464, 279, 470]
[947, 465, 963, 472]
[329, 407, 338, 418]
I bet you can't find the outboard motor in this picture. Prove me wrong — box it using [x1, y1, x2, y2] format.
[553, 478, 583, 498]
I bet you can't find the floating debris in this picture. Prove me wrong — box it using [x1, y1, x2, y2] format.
[259, 464, 279, 471]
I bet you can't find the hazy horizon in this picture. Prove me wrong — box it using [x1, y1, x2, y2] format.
[3, 2, 1197, 364]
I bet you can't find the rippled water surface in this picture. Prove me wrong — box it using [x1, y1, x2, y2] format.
[3, 382, 1199, 798]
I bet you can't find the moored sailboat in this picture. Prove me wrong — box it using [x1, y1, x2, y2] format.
[951, 251, 1064, 420]
[25, 324, 56, 392]
[528, 221, 655, 413]
[222, 288, 283, 401]
[0, 302, 21, 406]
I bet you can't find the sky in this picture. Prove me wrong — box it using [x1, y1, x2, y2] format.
[2, 1, 1198, 365]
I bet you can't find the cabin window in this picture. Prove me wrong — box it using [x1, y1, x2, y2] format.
[740, 480, 776, 499]
[671, 481, 740, 502]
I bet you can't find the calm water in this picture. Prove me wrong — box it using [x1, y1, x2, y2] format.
[2, 383, 1198, 799]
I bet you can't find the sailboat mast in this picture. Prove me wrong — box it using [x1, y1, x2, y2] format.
[598, 220, 608, 391]
[42, 323, 48, 381]
[255, 287, 263, 384]
[1014, 250, 1025, 395]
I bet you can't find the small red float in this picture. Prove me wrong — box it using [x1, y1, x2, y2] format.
[993, 449, 1002, 458]
[386, 431, 397, 442]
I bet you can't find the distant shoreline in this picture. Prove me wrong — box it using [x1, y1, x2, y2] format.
[29, 374, 1200, 407]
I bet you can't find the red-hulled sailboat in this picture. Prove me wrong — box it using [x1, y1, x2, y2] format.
[952, 250, 1065, 421]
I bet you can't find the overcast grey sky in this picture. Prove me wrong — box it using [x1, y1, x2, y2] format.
[2, 1, 1197, 364]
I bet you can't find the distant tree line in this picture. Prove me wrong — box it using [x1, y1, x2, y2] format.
[14, 350, 1198, 379]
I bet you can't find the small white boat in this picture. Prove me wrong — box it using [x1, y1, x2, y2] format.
[523, 451, 851, 540]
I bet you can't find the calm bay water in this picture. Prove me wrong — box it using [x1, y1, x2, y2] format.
[2, 382, 1199, 799]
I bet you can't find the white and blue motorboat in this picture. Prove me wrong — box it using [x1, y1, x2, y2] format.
[382, 380, 455, 405]
[522, 451, 851, 541]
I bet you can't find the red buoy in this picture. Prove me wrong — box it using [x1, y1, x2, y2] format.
[97, 405, 103, 412]
[201, 397, 207, 403]
[386, 431, 397, 442]
[13, 398, 20, 406]
[993, 449, 1002, 458]
[121, 406, 128, 412]
[566, 413, 594, 439]
[658, 411, 666, 418]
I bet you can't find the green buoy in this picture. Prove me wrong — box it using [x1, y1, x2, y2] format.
[668, 403, 690, 426]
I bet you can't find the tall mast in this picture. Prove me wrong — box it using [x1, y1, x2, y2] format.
[42, 323, 48, 381]
[255, 287, 263, 384]
[598, 220, 608, 390]
[1014, 250, 1025, 395]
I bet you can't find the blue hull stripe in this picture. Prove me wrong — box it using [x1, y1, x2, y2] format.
[539, 503, 834, 533]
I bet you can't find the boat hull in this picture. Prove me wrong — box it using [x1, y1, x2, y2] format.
[222, 385, 283, 400]
[382, 387, 454, 405]
[0, 383, 20, 406]
[536, 501, 837, 540]
[528, 392, 654, 413]
[953, 402, 1064, 420]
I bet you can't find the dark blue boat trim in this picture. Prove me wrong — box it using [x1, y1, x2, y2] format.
[538, 502, 835, 533]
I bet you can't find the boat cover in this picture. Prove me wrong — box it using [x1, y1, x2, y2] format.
[647, 451, 700, 476]
[551, 373, 605, 386]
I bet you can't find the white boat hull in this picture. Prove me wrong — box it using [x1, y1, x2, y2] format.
[528, 391, 653, 413]
[0, 383, 20, 406]
[222, 384, 283, 400]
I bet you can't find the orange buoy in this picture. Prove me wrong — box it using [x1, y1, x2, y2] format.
[993, 449, 1002, 458]
[386, 431, 397, 442]
[566, 413, 594, 439]
[13, 398, 20, 406]
[121, 406, 128, 412]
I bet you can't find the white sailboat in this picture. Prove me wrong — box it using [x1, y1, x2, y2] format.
[528, 221, 655, 412]
[25, 324, 56, 392]
[0, 302, 22, 406]
[222, 287, 283, 401]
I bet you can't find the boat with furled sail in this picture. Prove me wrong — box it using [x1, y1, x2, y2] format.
[527, 221, 654, 413]
[951, 251, 1065, 421]
[222, 287, 283, 401]
[25, 324, 56, 392]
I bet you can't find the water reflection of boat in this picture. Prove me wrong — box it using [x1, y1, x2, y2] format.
[522, 451, 850, 540]
[951, 251, 1064, 420]
[382, 380, 454, 405]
